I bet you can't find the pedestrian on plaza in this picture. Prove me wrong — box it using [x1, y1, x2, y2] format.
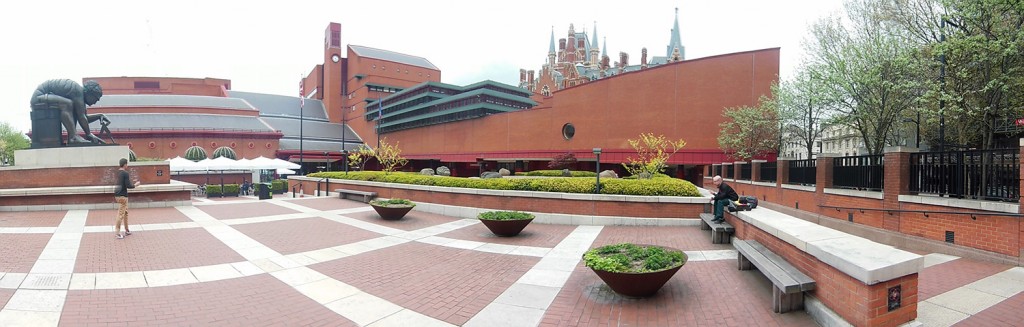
[710, 175, 738, 223]
[242, 180, 250, 196]
[114, 158, 140, 239]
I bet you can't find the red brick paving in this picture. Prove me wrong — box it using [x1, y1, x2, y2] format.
[285, 197, 368, 212]
[540, 260, 818, 327]
[310, 242, 538, 325]
[74, 229, 245, 273]
[342, 209, 459, 231]
[59, 274, 356, 327]
[0, 210, 66, 227]
[85, 207, 192, 226]
[0, 289, 14, 308]
[196, 202, 299, 220]
[437, 222, 577, 248]
[957, 290, 1024, 326]
[917, 258, 1010, 300]
[232, 217, 382, 255]
[590, 225, 737, 252]
[0, 234, 51, 273]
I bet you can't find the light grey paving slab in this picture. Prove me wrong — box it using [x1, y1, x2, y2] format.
[36, 248, 77, 261]
[916, 301, 969, 327]
[268, 256, 301, 269]
[324, 215, 403, 235]
[138, 223, 174, 231]
[492, 283, 561, 310]
[683, 251, 708, 261]
[324, 292, 404, 326]
[922, 253, 960, 268]
[507, 246, 550, 257]
[0, 227, 30, 234]
[301, 248, 349, 263]
[20, 274, 71, 290]
[29, 260, 76, 274]
[927, 287, 1005, 315]
[532, 255, 581, 272]
[235, 247, 281, 261]
[0, 310, 61, 327]
[445, 239, 485, 250]
[333, 242, 376, 255]
[190, 264, 244, 282]
[998, 267, 1024, 282]
[94, 272, 147, 289]
[417, 236, 457, 246]
[516, 269, 572, 288]
[0, 273, 27, 289]
[45, 239, 81, 250]
[266, 199, 320, 213]
[82, 226, 110, 233]
[700, 250, 738, 261]
[358, 236, 411, 251]
[464, 302, 545, 327]
[367, 308, 455, 327]
[966, 275, 1024, 298]
[25, 227, 58, 234]
[474, 243, 517, 255]
[251, 259, 285, 273]
[294, 278, 361, 304]
[4, 289, 66, 311]
[231, 261, 264, 276]
[68, 274, 95, 290]
[270, 267, 328, 287]
[144, 268, 199, 287]
[285, 253, 319, 266]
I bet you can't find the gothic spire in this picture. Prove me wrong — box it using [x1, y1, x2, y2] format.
[591, 21, 599, 52]
[548, 26, 556, 54]
[667, 7, 684, 59]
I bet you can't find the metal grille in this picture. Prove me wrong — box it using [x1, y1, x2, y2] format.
[833, 155, 884, 191]
[787, 159, 816, 186]
[760, 162, 777, 182]
[910, 149, 1019, 202]
[739, 164, 751, 180]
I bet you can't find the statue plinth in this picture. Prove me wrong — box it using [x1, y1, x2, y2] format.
[15, 146, 130, 168]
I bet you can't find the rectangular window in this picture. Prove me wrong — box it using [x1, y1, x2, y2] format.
[134, 81, 160, 89]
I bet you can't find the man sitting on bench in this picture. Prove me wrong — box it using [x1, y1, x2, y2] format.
[710, 175, 738, 223]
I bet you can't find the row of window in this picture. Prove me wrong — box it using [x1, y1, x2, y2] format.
[369, 64, 432, 78]
[380, 108, 489, 134]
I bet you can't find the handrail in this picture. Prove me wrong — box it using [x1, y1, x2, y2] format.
[316, 177, 329, 197]
[291, 184, 299, 198]
[818, 205, 1022, 218]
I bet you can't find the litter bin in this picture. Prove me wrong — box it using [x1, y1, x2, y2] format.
[257, 182, 272, 200]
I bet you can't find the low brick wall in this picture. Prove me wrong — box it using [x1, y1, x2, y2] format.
[287, 177, 707, 219]
[0, 162, 171, 188]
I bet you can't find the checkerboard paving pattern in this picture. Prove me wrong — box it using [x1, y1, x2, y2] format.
[0, 211, 66, 228]
[0, 234, 52, 273]
[342, 209, 461, 231]
[84, 207, 192, 226]
[196, 202, 300, 220]
[74, 229, 245, 273]
[232, 217, 383, 255]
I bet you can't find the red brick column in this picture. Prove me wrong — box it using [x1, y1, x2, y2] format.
[751, 160, 764, 182]
[734, 161, 746, 180]
[778, 159, 790, 201]
[883, 147, 916, 232]
[816, 154, 837, 193]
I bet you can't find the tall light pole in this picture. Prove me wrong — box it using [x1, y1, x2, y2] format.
[593, 148, 602, 194]
[938, 18, 947, 152]
[903, 113, 920, 148]
[323, 151, 329, 173]
[343, 150, 349, 175]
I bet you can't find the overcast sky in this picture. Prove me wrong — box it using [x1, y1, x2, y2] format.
[0, 0, 845, 133]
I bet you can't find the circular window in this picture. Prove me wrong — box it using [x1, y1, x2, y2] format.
[562, 123, 575, 140]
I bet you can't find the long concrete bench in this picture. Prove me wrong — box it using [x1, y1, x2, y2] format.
[734, 239, 816, 313]
[699, 213, 734, 244]
[335, 189, 377, 203]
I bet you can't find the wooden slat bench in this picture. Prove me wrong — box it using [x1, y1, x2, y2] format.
[335, 189, 377, 203]
[734, 239, 816, 313]
[699, 213, 734, 244]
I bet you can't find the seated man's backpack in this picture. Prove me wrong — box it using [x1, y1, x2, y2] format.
[738, 196, 758, 209]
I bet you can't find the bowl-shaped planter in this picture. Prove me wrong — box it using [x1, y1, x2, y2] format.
[369, 198, 416, 220]
[478, 211, 535, 236]
[583, 243, 687, 297]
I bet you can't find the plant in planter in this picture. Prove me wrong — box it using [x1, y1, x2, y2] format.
[583, 243, 687, 297]
[369, 198, 416, 220]
[478, 211, 535, 237]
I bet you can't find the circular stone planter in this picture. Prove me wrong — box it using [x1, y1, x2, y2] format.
[479, 218, 534, 236]
[585, 244, 686, 297]
[370, 203, 414, 220]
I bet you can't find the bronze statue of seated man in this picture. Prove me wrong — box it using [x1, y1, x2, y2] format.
[30, 79, 107, 145]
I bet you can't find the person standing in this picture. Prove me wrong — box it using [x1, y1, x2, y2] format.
[114, 158, 140, 239]
[710, 175, 738, 223]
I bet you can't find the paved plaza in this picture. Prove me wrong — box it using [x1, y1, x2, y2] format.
[0, 195, 1022, 326]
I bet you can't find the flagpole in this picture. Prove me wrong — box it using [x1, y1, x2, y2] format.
[377, 96, 382, 149]
[299, 77, 305, 175]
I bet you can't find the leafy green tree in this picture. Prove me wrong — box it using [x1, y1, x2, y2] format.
[0, 122, 30, 166]
[373, 137, 408, 174]
[347, 145, 375, 171]
[622, 133, 686, 178]
[718, 95, 781, 161]
[776, 67, 835, 158]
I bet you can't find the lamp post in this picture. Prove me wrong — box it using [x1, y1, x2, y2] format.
[593, 148, 602, 194]
[343, 150, 349, 175]
[477, 157, 484, 177]
[323, 151, 330, 173]
[903, 113, 920, 148]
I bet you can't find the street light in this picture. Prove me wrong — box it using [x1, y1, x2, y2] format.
[343, 149, 349, 175]
[903, 113, 920, 148]
[323, 151, 330, 173]
[593, 148, 602, 194]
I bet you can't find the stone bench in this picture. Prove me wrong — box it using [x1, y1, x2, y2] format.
[734, 239, 816, 313]
[699, 213, 734, 244]
[335, 189, 377, 203]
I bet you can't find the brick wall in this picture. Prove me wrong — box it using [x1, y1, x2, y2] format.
[0, 163, 170, 188]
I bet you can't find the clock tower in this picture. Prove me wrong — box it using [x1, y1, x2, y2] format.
[323, 23, 344, 124]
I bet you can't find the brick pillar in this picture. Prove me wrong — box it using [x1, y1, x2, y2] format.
[816, 154, 838, 216]
[778, 158, 790, 203]
[1019, 139, 1024, 265]
[883, 146, 916, 232]
[734, 161, 746, 180]
[751, 160, 764, 182]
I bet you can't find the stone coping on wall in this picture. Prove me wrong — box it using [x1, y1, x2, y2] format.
[0, 200, 192, 212]
[750, 181, 776, 187]
[0, 160, 168, 171]
[411, 201, 701, 227]
[898, 194, 1019, 214]
[824, 188, 884, 200]
[781, 184, 816, 192]
[290, 176, 711, 204]
[0, 180, 196, 197]
[734, 207, 923, 285]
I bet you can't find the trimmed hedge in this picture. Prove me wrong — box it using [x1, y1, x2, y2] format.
[308, 171, 701, 197]
[271, 180, 287, 192]
[516, 170, 598, 177]
[206, 184, 240, 195]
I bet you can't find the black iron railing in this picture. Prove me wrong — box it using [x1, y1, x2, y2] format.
[910, 149, 1019, 202]
[724, 165, 733, 179]
[760, 162, 777, 183]
[739, 164, 751, 180]
[788, 159, 816, 186]
[833, 155, 884, 191]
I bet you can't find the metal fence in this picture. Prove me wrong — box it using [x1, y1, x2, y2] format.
[833, 155, 884, 191]
[724, 165, 733, 179]
[910, 149, 1019, 202]
[712, 165, 721, 177]
[760, 162, 777, 182]
[739, 164, 751, 180]
[788, 159, 816, 186]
